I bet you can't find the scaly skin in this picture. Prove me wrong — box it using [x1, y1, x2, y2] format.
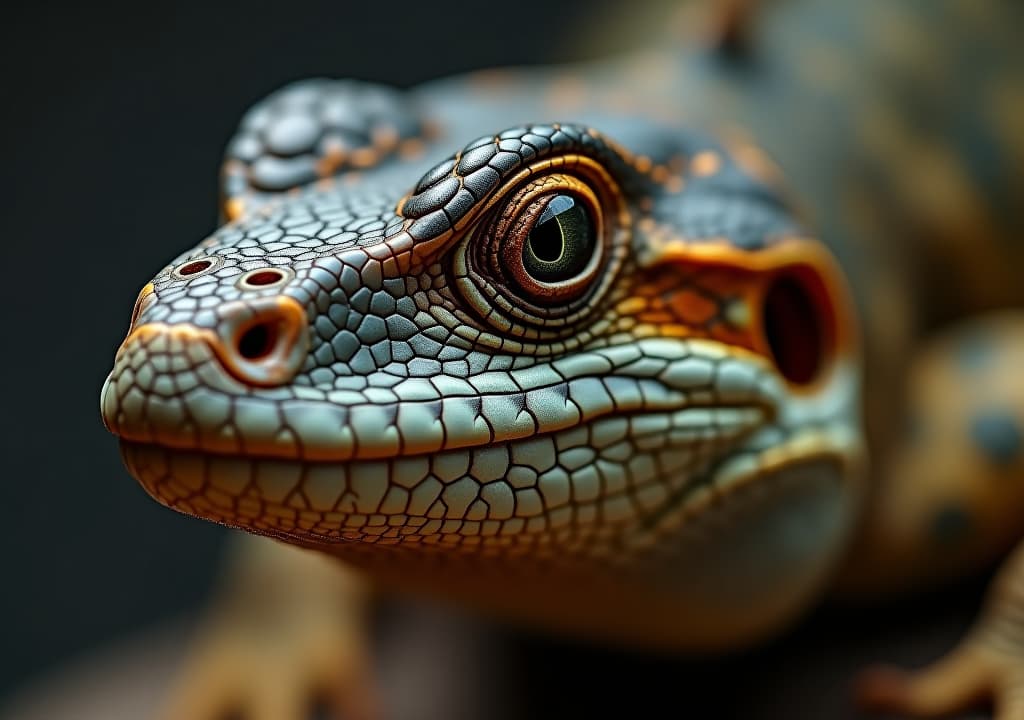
[102, 108, 863, 648]
[100, 0, 1024, 716]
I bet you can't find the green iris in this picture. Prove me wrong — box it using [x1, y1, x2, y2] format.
[522, 194, 595, 283]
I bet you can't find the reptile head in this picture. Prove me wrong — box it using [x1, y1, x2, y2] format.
[102, 82, 863, 647]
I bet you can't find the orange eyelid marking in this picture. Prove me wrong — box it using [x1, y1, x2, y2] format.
[404, 154, 628, 268]
[464, 155, 627, 230]
[639, 236, 859, 388]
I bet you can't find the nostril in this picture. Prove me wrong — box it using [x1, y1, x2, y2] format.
[178, 260, 212, 275]
[211, 296, 308, 388]
[237, 267, 293, 290]
[244, 270, 283, 286]
[172, 256, 223, 279]
[236, 321, 279, 360]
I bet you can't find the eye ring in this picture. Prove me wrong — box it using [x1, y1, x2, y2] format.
[171, 255, 223, 280]
[450, 157, 629, 345]
[236, 266, 294, 291]
[487, 174, 605, 306]
[501, 190, 603, 304]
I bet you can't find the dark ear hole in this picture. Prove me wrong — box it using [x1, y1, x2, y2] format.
[178, 259, 212, 276]
[237, 321, 279, 360]
[243, 269, 285, 287]
[763, 268, 836, 385]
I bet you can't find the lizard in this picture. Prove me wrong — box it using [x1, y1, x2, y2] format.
[99, 0, 1024, 717]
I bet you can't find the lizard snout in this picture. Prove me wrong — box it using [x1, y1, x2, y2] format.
[100, 294, 309, 445]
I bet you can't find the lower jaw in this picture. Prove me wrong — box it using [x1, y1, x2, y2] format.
[119, 426, 862, 650]
[118, 430, 724, 554]
[116, 405, 764, 547]
[118, 419, 860, 550]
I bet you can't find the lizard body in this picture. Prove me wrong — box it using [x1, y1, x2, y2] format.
[100, 0, 1024, 715]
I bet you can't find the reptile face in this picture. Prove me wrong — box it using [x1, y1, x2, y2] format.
[102, 81, 864, 646]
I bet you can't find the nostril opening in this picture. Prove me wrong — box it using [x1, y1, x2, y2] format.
[237, 267, 292, 290]
[245, 270, 284, 286]
[763, 267, 837, 386]
[211, 296, 306, 387]
[172, 256, 223, 280]
[237, 321, 279, 360]
[177, 260, 212, 276]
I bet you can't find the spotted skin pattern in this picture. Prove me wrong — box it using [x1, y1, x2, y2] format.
[100, 0, 1024, 716]
[970, 411, 1023, 468]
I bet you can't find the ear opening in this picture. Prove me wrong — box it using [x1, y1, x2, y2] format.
[761, 263, 839, 387]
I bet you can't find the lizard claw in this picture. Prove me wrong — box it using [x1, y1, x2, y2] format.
[858, 543, 1024, 719]
[857, 641, 1024, 718]
[156, 613, 378, 720]
[155, 539, 379, 720]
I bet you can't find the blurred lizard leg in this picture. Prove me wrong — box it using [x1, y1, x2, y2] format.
[157, 534, 377, 720]
[842, 313, 1024, 718]
[858, 540, 1024, 719]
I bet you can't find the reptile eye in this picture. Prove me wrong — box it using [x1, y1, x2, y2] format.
[498, 184, 605, 305]
[451, 165, 626, 342]
[520, 195, 595, 283]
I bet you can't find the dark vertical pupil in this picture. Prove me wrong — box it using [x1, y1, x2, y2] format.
[529, 215, 564, 262]
[522, 194, 594, 282]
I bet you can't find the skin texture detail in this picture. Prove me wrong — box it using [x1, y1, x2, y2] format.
[102, 114, 863, 647]
[99, 0, 1024, 716]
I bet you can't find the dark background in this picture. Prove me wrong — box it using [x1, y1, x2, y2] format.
[0, 1, 991, 717]
[0, 0, 621, 699]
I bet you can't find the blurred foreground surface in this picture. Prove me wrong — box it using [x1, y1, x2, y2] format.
[0, 581, 988, 720]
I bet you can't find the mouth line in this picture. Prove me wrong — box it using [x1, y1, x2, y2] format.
[103, 332, 785, 463]
[117, 417, 858, 555]
[117, 404, 775, 549]
[114, 401, 774, 464]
